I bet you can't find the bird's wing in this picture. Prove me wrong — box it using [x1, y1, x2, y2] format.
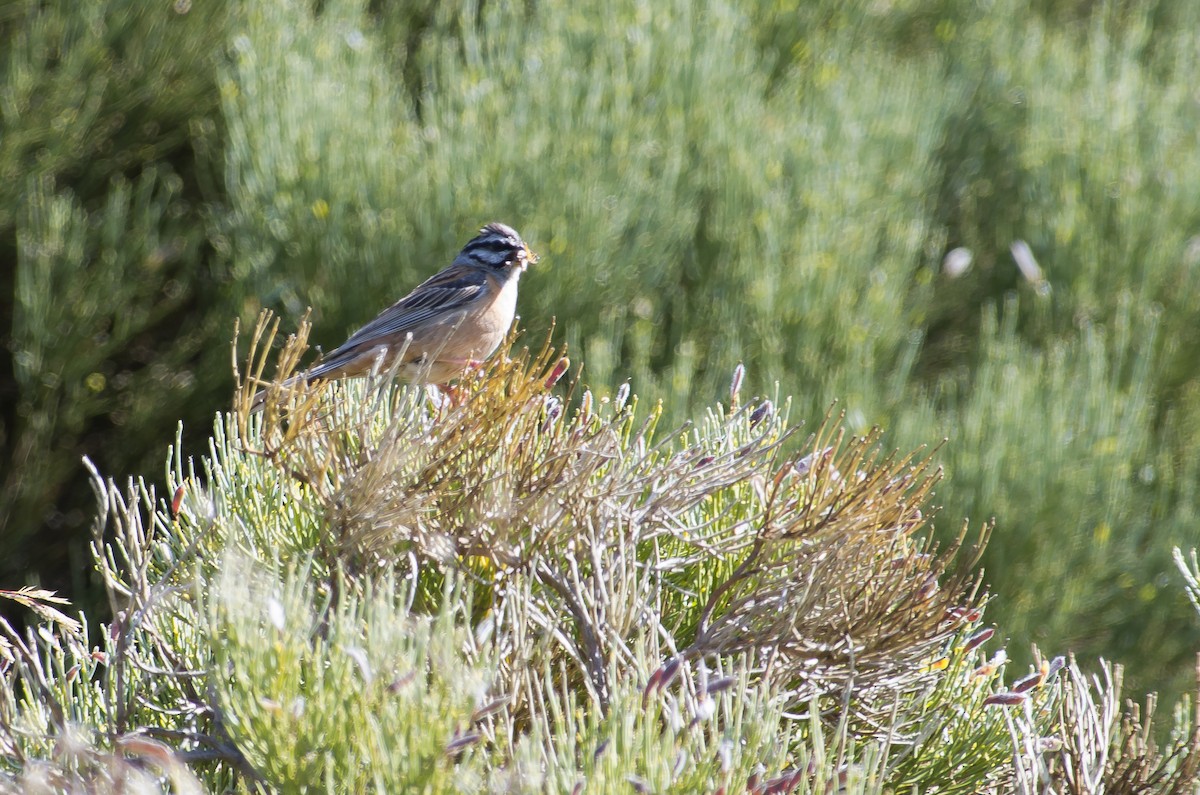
[305, 265, 489, 378]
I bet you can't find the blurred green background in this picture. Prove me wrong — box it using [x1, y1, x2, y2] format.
[2, 0, 1198, 705]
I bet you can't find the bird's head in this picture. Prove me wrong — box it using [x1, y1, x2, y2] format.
[460, 222, 539, 273]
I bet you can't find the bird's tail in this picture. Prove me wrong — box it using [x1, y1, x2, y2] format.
[248, 372, 310, 413]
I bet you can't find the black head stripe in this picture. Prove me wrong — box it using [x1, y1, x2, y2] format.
[461, 222, 526, 268]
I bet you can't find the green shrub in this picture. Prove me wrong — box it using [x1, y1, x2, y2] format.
[891, 300, 1200, 701]
[2, 346, 1196, 792]
[3, 0, 1200, 722]
[2, 0, 231, 597]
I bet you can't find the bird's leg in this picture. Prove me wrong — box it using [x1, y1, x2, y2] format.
[437, 360, 487, 408]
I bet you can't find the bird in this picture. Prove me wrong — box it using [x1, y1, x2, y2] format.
[255, 222, 537, 406]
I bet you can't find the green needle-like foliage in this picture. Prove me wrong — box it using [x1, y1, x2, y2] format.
[5, 0, 1200, 752]
[1, 329, 1197, 792]
[235, 318, 984, 720]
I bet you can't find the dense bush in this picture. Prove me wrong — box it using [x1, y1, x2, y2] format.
[3, 0, 1199, 713]
[2, 345, 1197, 792]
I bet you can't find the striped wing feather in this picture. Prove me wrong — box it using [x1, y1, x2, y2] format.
[306, 266, 488, 379]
